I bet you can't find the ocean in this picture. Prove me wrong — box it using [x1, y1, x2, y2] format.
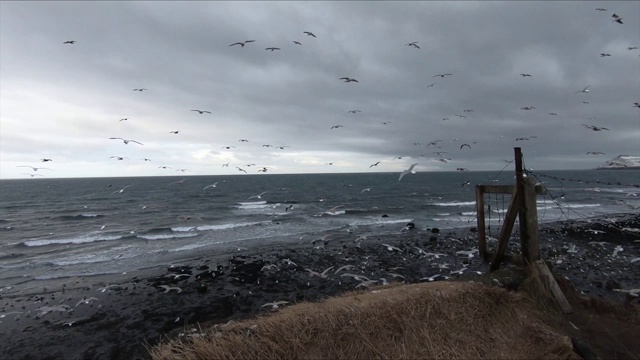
[1, 169, 638, 291]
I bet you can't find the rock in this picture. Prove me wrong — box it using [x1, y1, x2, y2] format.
[431, 227, 440, 234]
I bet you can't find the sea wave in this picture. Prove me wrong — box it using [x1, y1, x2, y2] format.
[171, 221, 269, 232]
[430, 201, 476, 207]
[22, 234, 126, 247]
[138, 233, 199, 240]
[58, 214, 105, 221]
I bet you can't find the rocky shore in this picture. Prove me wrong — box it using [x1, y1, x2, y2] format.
[1, 213, 638, 360]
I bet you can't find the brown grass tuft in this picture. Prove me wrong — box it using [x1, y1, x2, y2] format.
[149, 281, 579, 360]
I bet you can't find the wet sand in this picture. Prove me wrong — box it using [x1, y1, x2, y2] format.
[1, 213, 638, 360]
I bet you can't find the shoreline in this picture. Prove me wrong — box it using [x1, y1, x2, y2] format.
[1, 213, 638, 360]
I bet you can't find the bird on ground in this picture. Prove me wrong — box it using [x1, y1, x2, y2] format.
[229, 40, 255, 47]
[348, 110, 361, 113]
[369, 161, 380, 168]
[520, 73, 532, 77]
[191, 110, 211, 114]
[599, 53, 612, 57]
[203, 182, 219, 190]
[583, 124, 609, 131]
[132, 88, 147, 92]
[109, 137, 143, 145]
[460, 144, 471, 150]
[331, 125, 343, 129]
[399, 163, 419, 181]
[575, 85, 591, 94]
[612, 14, 623, 24]
[265, 47, 281, 51]
[262, 301, 288, 309]
[433, 73, 452, 78]
[157, 285, 182, 293]
[63, 40, 76, 44]
[339, 77, 359, 83]
[293, 41, 302, 45]
[169, 131, 179, 134]
[586, 152, 606, 155]
[110, 156, 128, 160]
[110, 185, 132, 195]
[405, 42, 420, 49]
[382, 244, 402, 252]
[303, 31, 316, 37]
[40, 158, 53, 162]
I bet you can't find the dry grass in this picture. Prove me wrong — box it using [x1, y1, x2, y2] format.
[150, 281, 579, 360]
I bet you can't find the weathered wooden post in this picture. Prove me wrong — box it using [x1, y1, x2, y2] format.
[475, 185, 487, 260]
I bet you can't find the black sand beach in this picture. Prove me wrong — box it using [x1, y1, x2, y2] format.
[1, 214, 639, 360]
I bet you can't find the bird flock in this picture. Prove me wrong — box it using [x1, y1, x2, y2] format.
[15, 6, 640, 179]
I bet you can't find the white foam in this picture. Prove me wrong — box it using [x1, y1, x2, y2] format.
[431, 201, 476, 207]
[24, 234, 123, 247]
[138, 233, 199, 240]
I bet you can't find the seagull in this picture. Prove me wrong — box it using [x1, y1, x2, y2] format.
[433, 73, 452, 78]
[582, 124, 609, 131]
[176, 168, 190, 172]
[191, 110, 211, 114]
[132, 88, 148, 92]
[549, 112, 557, 116]
[248, 191, 268, 200]
[520, 73, 532, 77]
[382, 244, 402, 252]
[293, 41, 302, 45]
[599, 53, 612, 57]
[23, 173, 44, 177]
[516, 137, 530, 141]
[157, 285, 182, 293]
[169, 179, 186, 186]
[109, 156, 128, 160]
[109, 137, 143, 145]
[405, 42, 420, 49]
[221, 146, 236, 150]
[612, 14, 623, 24]
[520, 106, 535, 110]
[229, 40, 255, 47]
[222, 163, 229, 167]
[339, 77, 359, 83]
[305, 266, 334, 279]
[369, 161, 380, 168]
[427, 83, 438, 88]
[262, 301, 289, 309]
[202, 182, 219, 190]
[110, 185, 132, 195]
[586, 151, 606, 155]
[420, 274, 445, 282]
[331, 125, 343, 129]
[119, 118, 129, 122]
[634, 102, 640, 108]
[361, 187, 373, 193]
[237, 167, 248, 173]
[257, 167, 270, 173]
[454, 114, 466, 118]
[463, 109, 474, 113]
[169, 130, 179, 134]
[628, 47, 639, 50]
[265, 47, 281, 51]
[63, 40, 76, 44]
[75, 297, 100, 307]
[158, 166, 170, 169]
[596, 8, 607, 11]
[303, 31, 316, 37]
[399, 163, 419, 181]
[325, 162, 334, 165]
[575, 85, 590, 94]
[348, 110, 361, 114]
[17, 166, 53, 171]
[457, 167, 469, 171]
[40, 158, 53, 162]
[462, 180, 471, 188]
[141, 158, 151, 162]
[460, 144, 471, 150]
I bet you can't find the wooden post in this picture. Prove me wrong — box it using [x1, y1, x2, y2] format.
[533, 260, 573, 313]
[489, 191, 520, 271]
[475, 185, 487, 260]
[514, 147, 531, 263]
[524, 177, 541, 263]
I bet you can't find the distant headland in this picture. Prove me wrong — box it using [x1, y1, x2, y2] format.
[596, 155, 640, 170]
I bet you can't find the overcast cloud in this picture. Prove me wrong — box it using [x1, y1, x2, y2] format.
[1, 1, 639, 179]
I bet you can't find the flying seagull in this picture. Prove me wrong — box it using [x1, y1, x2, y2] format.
[23, 173, 44, 177]
[63, 40, 76, 44]
[433, 73, 453, 78]
[596, 8, 607, 11]
[293, 41, 302, 45]
[612, 14, 623, 24]
[599, 53, 612, 57]
[265, 47, 281, 51]
[575, 86, 590, 94]
[331, 125, 343, 129]
[119, 118, 129, 122]
[369, 161, 380, 168]
[348, 110, 361, 114]
[203, 182, 219, 190]
[520, 73, 532, 77]
[191, 110, 211, 114]
[229, 40, 255, 47]
[303, 31, 316, 37]
[109, 137, 143, 145]
[18, 166, 53, 171]
[248, 191, 268, 200]
[520, 106, 535, 110]
[339, 77, 359, 83]
[110, 156, 128, 160]
[169, 130, 179, 134]
[582, 124, 609, 131]
[427, 83, 437, 88]
[586, 152, 606, 155]
[549, 112, 557, 116]
[110, 185, 132, 195]
[41, 158, 53, 162]
[405, 42, 420, 49]
[399, 163, 419, 181]
[132, 88, 147, 92]
[460, 144, 472, 150]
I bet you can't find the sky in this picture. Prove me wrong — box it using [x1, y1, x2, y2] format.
[1, 1, 639, 179]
